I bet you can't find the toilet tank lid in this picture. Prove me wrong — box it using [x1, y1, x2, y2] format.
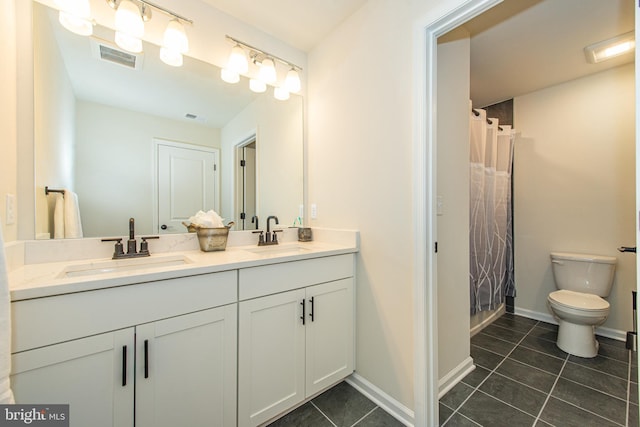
[550, 252, 617, 264]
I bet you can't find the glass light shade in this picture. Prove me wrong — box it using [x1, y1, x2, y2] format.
[115, 31, 142, 53]
[115, 0, 144, 38]
[274, 86, 290, 101]
[227, 44, 248, 74]
[56, 0, 92, 36]
[221, 68, 240, 84]
[258, 57, 277, 84]
[284, 68, 301, 93]
[163, 20, 188, 54]
[249, 78, 267, 93]
[160, 47, 183, 67]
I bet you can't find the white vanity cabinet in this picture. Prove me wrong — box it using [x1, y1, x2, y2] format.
[237, 255, 355, 427]
[10, 271, 238, 427]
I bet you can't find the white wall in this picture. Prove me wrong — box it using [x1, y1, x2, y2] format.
[436, 30, 471, 379]
[308, 0, 469, 410]
[75, 101, 220, 237]
[220, 95, 304, 226]
[0, 0, 18, 242]
[514, 64, 635, 333]
[33, 3, 76, 239]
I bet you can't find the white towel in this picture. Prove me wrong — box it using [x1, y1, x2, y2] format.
[0, 224, 15, 404]
[53, 193, 65, 239]
[63, 190, 83, 239]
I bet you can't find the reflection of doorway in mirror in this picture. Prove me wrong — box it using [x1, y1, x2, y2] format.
[154, 139, 220, 234]
[235, 137, 257, 230]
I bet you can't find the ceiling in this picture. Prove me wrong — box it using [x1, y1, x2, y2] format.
[461, 0, 635, 107]
[200, 0, 369, 51]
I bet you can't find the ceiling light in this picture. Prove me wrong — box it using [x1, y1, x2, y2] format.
[221, 68, 240, 84]
[258, 57, 277, 84]
[227, 44, 249, 74]
[284, 68, 301, 93]
[584, 31, 635, 64]
[55, 0, 93, 36]
[249, 78, 267, 93]
[115, 0, 144, 53]
[274, 86, 290, 101]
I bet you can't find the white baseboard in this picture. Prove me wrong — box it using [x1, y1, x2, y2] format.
[470, 304, 506, 337]
[514, 307, 627, 342]
[437, 356, 475, 398]
[346, 373, 415, 427]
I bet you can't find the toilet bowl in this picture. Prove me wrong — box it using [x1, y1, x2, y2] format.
[548, 252, 617, 358]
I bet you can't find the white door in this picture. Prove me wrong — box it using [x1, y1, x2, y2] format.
[136, 306, 237, 427]
[305, 278, 355, 397]
[156, 140, 219, 234]
[11, 329, 135, 427]
[238, 289, 306, 427]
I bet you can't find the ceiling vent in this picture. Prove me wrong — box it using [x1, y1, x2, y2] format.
[90, 37, 144, 70]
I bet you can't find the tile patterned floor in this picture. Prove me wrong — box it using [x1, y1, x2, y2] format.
[266, 381, 405, 427]
[440, 313, 639, 427]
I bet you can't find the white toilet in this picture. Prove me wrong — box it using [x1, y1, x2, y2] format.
[548, 252, 617, 358]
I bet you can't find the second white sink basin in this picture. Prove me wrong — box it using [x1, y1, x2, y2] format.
[59, 254, 193, 278]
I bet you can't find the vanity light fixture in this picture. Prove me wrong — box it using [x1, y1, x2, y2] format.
[227, 44, 249, 74]
[106, 0, 193, 63]
[284, 68, 301, 93]
[584, 31, 635, 64]
[273, 86, 290, 101]
[160, 19, 189, 67]
[249, 78, 267, 93]
[114, 0, 144, 53]
[258, 57, 277, 84]
[221, 68, 240, 84]
[55, 0, 94, 36]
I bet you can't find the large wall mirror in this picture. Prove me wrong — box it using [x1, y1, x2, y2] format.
[31, 1, 303, 239]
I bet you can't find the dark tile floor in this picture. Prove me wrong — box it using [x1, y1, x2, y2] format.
[440, 313, 639, 427]
[266, 381, 405, 427]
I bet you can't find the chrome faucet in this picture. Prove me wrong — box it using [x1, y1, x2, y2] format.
[256, 215, 281, 246]
[102, 217, 159, 259]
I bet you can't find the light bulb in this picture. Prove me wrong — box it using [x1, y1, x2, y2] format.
[258, 57, 277, 84]
[163, 20, 188, 54]
[160, 47, 183, 67]
[274, 86, 290, 101]
[284, 68, 301, 93]
[115, 0, 143, 37]
[249, 78, 267, 93]
[115, 31, 142, 53]
[228, 44, 248, 74]
[56, 0, 92, 36]
[221, 68, 240, 84]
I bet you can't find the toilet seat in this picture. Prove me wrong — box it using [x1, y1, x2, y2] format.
[548, 290, 609, 311]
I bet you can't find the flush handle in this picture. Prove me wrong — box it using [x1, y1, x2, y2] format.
[618, 246, 636, 253]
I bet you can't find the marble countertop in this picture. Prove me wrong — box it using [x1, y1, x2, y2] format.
[8, 229, 359, 301]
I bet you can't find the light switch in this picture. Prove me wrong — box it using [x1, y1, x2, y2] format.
[311, 203, 317, 219]
[437, 196, 444, 216]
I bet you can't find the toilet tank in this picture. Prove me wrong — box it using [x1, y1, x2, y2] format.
[550, 252, 617, 297]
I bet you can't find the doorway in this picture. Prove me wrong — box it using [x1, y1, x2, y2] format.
[415, 0, 638, 425]
[235, 136, 257, 230]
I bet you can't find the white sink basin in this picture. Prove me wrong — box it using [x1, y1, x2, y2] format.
[243, 244, 311, 256]
[58, 255, 193, 278]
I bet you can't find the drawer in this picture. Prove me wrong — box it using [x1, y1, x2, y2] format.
[239, 254, 354, 300]
[12, 270, 237, 353]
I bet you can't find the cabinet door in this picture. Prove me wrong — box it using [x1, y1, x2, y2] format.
[135, 305, 237, 427]
[11, 328, 134, 427]
[305, 278, 355, 397]
[238, 289, 306, 427]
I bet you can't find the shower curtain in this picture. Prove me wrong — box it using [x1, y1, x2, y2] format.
[469, 107, 515, 315]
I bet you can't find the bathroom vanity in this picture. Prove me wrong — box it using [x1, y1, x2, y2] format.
[6, 229, 358, 427]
